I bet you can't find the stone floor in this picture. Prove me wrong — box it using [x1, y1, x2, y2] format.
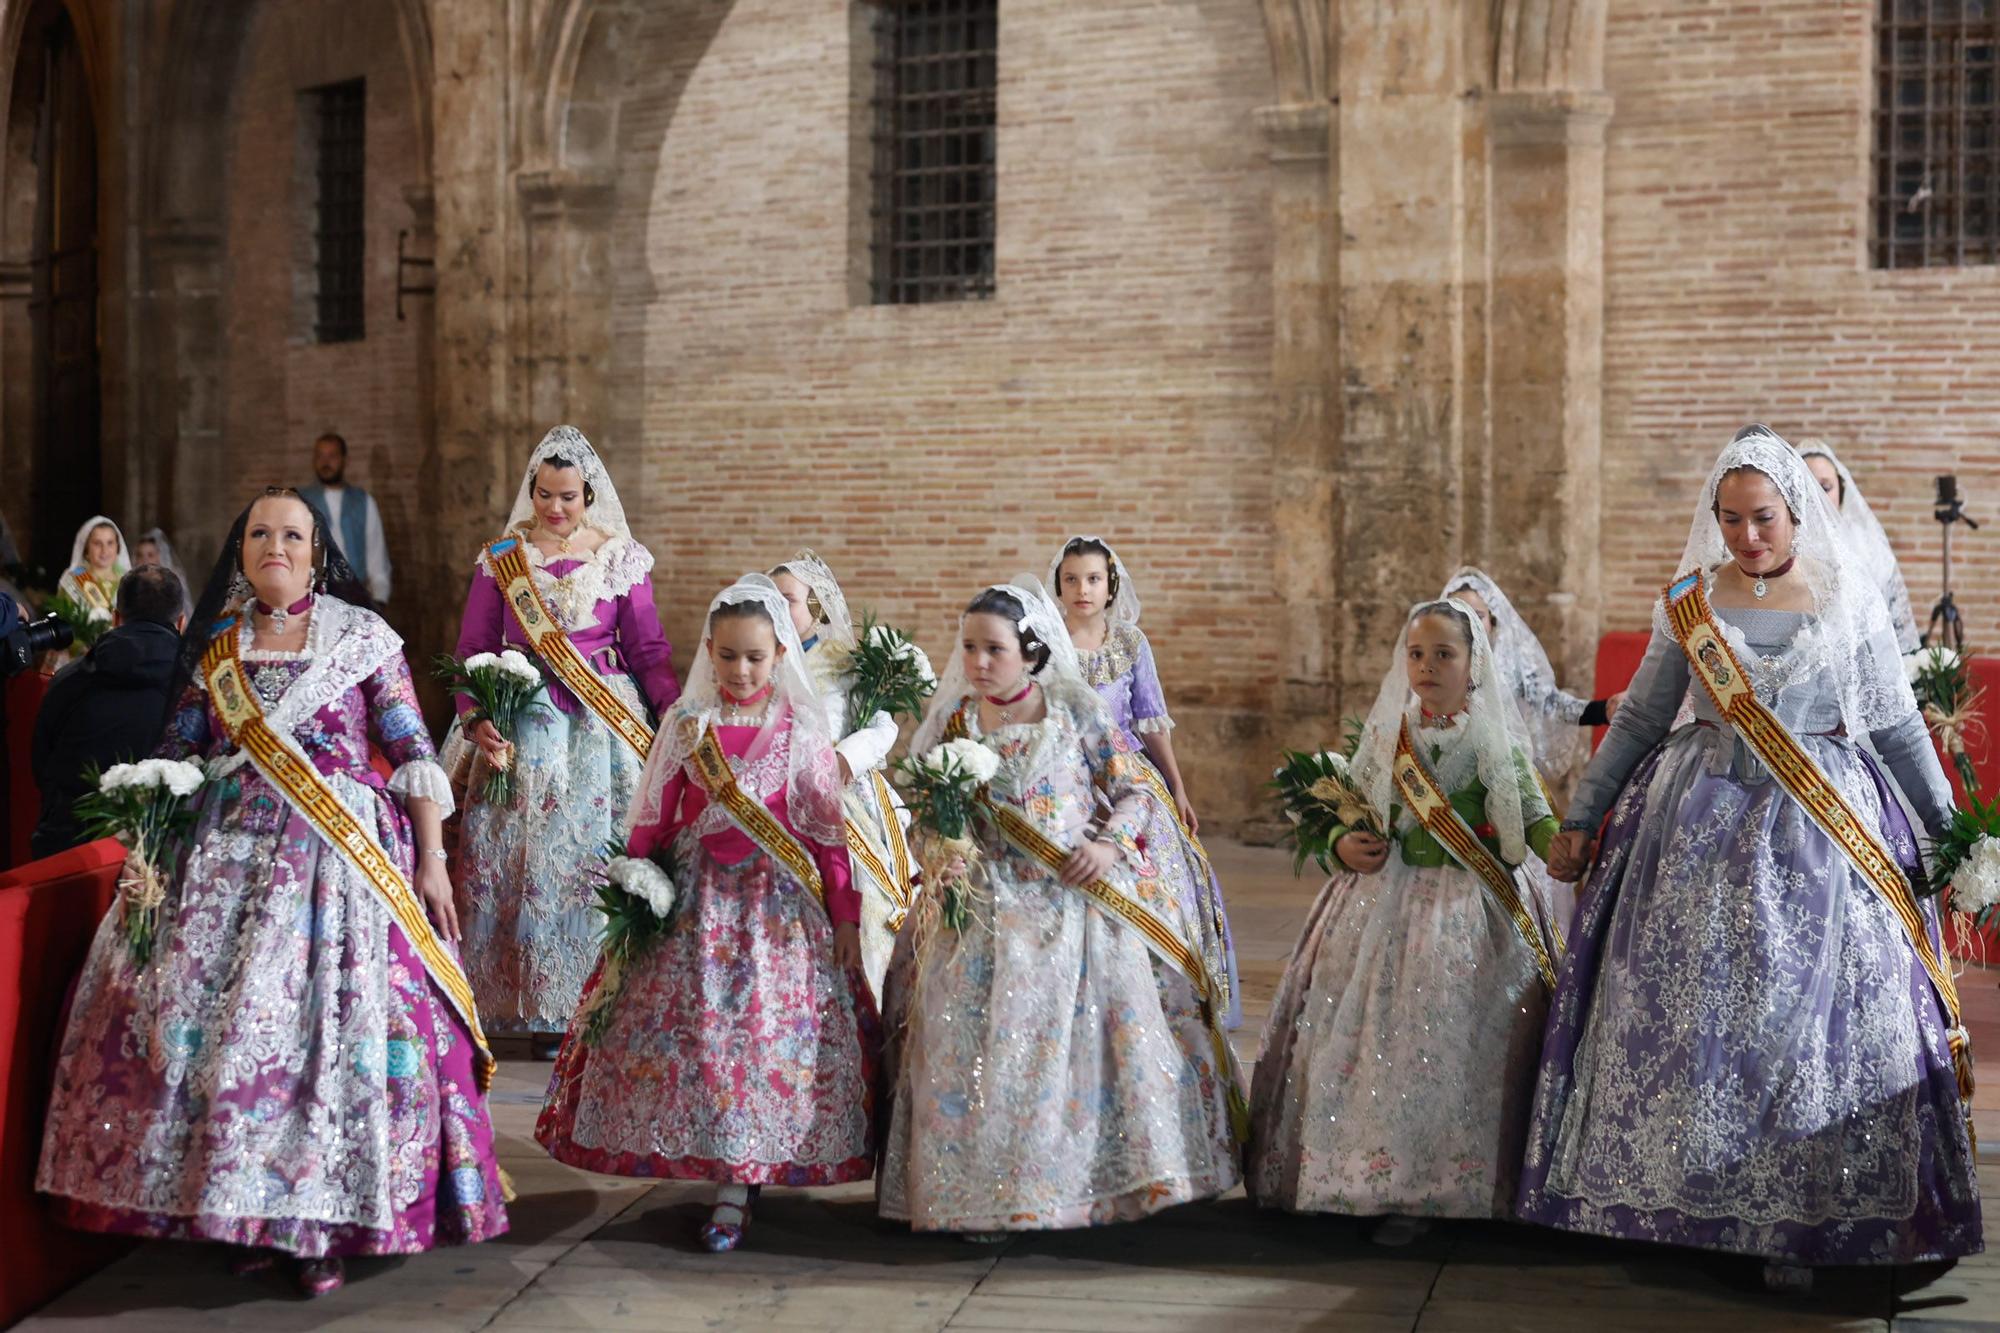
[22, 840, 2000, 1331]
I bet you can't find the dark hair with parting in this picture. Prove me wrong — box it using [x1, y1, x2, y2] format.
[965, 588, 1053, 675]
[538, 454, 597, 508]
[1408, 598, 1477, 653]
[1055, 537, 1120, 605]
[117, 566, 185, 629]
[709, 598, 777, 632]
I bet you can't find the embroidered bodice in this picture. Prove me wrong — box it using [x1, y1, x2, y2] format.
[458, 534, 680, 718]
[1075, 623, 1173, 743]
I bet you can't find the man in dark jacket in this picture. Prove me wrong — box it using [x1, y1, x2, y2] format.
[31, 565, 187, 859]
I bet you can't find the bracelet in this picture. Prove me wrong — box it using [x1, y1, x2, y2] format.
[423, 848, 448, 861]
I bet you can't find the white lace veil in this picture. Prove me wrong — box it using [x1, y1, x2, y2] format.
[912, 574, 1110, 755]
[771, 549, 855, 649]
[68, 516, 130, 576]
[1795, 438, 1920, 653]
[1441, 566, 1590, 784]
[1663, 424, 1916, 737]
[504, 425, 632, 541]
[627, 573, 844, 845]
[1045, 536, 1143, 628]
[1349, 597, 1538, 864]
[134, 527, 194, 617]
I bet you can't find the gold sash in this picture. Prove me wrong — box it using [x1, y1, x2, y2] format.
[846, 771, 915, 931]
[1391, 718, 1559, 990]
[1664, 571, 1973, 1105]
[485, 536, 654, 760]
[685, 722, 828, 913]
[1121, 752, 1231, 1010]
[201, 622, 495, 1090]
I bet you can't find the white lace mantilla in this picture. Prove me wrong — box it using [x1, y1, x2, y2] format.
[202, 598, 400, 777]
[476, 534, 653, 633]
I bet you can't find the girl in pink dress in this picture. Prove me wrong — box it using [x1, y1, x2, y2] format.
[536, 574, 876, 1253]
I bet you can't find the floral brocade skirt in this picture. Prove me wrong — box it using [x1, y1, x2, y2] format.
[1517, 732, 1982, 1264]
[38, 775, 508, 1257]
[449, 677, 650, 1033]
[535, 840, 880, 1184]
[1246, 859, 1548, 1219]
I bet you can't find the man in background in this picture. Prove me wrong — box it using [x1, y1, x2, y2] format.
[299, 431, 393, 606]
[31, 565, 186, 859]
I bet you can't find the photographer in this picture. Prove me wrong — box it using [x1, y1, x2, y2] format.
[30, 565, 186, 859]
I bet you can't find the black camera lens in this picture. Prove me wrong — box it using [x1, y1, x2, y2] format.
[1, 613, 73, 678]
[1937, 475, 1959, 506]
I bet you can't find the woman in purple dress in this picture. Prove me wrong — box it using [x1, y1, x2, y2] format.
[37, 488, 507, 1297]
[1524, 427, 1980, 1290]
[446, 427, 680, 1046]
[1047, 536, 1239, 1026]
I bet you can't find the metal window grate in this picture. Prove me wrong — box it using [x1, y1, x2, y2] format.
[313, 78, 367, 341]
[1872, 1, 2000, 269]
[870, 0, 997, 304]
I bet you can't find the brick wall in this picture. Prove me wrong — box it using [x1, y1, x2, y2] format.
[221, 0, 426, 613]
[610, 0, 1278, 822]
[1601, 0, 2000, 644]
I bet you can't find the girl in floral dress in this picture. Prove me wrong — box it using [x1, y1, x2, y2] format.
[1248, 599, 1558, 1247]
[1048, 536, 1240, 1025]
[447, 426, 680, 1047]
[38, 489, 507, 1297]
[877, 577, 1240, 1237]
[536, 574, 874, 1253]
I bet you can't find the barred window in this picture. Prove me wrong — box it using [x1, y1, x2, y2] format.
[311, 78, 367, 341]
[1872, 2, 1999, 268]
[869, 0, 997, 304]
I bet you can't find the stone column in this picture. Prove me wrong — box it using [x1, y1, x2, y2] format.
[515, 166, 616, 437]
[1328, 5, 1468, 704]
[424, 0, 515, 686]
[1254, 101, 1341, 749]
[136, 224, 228, 572]
[1484, 89, 1611, 685]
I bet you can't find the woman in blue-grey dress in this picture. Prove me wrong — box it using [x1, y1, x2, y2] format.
[1520, 425, 1980, 1291]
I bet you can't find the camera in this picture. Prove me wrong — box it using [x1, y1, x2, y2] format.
[1, 599, 73, 678]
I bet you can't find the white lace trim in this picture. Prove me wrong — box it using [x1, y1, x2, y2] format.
[387, 759, 456, 817]
[476, 534, 653, 634]
[203, 599, 403, 779]
[1132, 715, 1173, 735]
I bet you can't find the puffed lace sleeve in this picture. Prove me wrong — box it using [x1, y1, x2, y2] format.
[364, 651, 455, 818]
[1129, 631, 1174, 735]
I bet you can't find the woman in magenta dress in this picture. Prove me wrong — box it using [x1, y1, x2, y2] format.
[37, 488, 506, 1297]
[446, 426, 680, 1045]
[537, 573, 875, 1253]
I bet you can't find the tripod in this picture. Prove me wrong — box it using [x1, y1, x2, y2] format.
[1925, 474, 1979, 654]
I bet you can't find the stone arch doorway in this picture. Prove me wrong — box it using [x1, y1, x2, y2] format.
[3, 0, 99, 577]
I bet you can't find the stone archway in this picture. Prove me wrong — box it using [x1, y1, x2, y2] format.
[1256, 0, 1613, 731]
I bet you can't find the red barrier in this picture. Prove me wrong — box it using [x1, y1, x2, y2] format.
[0, 838, 130, 1326]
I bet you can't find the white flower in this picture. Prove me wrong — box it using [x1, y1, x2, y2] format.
[87, 606, 112, 624]
[1907, 646, 1962, 682]
[99, 763, 138, 792]
[155, 760, 206, 798]
[1953, 835, 2000, 914]
[497, 649, 541, 684]
[607, 857, 677, 918]
[464, 652, 501, 673]
[905, 644, 936, 685]
[931, 737, 1000, 785]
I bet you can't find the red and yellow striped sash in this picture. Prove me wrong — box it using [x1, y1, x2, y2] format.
[846, 771, 915, 929]
[687, 723, 828, 913]
[486, 536, 654, 760]
[202, 624, 494, 1090]
[1664, 571, 1972, 1105]
[1391, 718, 1559, 990]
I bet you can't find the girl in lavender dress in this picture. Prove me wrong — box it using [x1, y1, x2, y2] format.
[1526, 427, 1981, 1290]
[1047, 536, 1240, 1026]
[1248, 599, 1558, 1246]
[446, 427, 680, 1045]
[537, 575, 874, 1254]
[38, 489, 507, 1297]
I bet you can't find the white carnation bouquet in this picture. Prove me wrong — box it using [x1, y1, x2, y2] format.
[434, 648, 548, 803]
[73, 758, 210, 965]
[577, 840, 682, 1046]
[894, 737, 999, 930]
[1931, 794, 2000, 921]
